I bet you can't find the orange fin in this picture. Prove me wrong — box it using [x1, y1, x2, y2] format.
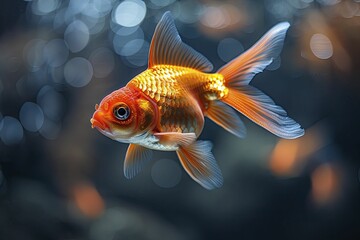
[176, 141, 223, 190]
[218, 22, 290, 87]
[206, 101, 246, 138]
[222, 86, 304, 139]
[124, 144, 153, 179]
[148, 11, 213, 72]
[217, 22, 304, 139]
[154, 132, 196, 146]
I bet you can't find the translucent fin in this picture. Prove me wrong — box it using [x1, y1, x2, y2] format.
[124, 144, 153, 179]
[206, 101, 246, 138]
[176, 141, 223, 190]
[222, 86, 304, 139]
[148, 11, 213, 72]
[154, 132, 196, 146]
[217, 22, 303, 139]
[218, 22, 290, 86]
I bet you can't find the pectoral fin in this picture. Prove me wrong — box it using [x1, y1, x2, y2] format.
[154, 132, 196, 146]
[176, 141, 223, 190]
[206, 101, 246, 138]
[124, 144, 153, 179]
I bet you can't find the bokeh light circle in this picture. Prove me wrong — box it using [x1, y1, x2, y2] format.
[217, 38, 244, 62]
[93, 0, 113, 16]
[112, 0, 147, 27]
[19, 102, 44, 132]
[119, 39, 144, 57]
[0, 117, 23, 146]
[151, 159, 182, 188]
[111, 24, 139, 36]
[43, 39, 69, 67]
[150, 0, 176, 8]
[113, 27, 145, 57]
[310, 33, 333, 60]
[32, 0, 59, 15]
[64, 20, 90, 53]
[123, 40, 150, 67]
[201, 6, 227, 29]
[37, 86, 65, 121]
[68, 0, 89, 14]
[64, 57, 94, 87]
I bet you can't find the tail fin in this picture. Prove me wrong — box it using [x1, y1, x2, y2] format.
[219, 22, 304, 139]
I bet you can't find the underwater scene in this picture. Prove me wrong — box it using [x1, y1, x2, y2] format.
[1, 0, 360, 239]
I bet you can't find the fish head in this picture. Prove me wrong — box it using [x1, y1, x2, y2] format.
[90, 87, 158, 142]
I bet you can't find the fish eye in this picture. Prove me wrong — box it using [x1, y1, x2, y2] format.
[113, 104, 130, 121]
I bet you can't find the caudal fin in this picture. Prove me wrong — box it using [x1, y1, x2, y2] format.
[218, 22, 304, 139]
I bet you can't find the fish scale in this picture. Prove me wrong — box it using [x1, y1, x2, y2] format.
[128, 65, 227, 136]
[130, 65, 227, 100]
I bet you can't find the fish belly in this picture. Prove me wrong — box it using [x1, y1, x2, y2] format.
[137, 134, 179, 151]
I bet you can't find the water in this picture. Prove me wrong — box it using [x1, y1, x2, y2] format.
[0, 1, 359, 240]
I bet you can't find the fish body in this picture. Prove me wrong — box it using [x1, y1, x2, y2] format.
[129, 65, 226, 134]
[91, 12, 304, 189]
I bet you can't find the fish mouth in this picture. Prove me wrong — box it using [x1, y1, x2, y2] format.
[90, 111, 109, 131]
[90, 118, 107, 130]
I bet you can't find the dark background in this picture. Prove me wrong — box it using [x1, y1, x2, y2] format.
[1, 0, 360, 239]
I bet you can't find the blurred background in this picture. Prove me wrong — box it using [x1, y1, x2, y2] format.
[1, 0, 360, 239]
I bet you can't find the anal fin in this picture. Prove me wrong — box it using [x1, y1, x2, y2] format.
[206, 101, 246, 138]
[176, 141, 223, 190]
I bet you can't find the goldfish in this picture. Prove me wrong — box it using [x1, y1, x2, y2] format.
[90, 12, 304, 189]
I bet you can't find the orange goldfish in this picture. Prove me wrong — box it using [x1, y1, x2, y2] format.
[90, 12, 304, 189]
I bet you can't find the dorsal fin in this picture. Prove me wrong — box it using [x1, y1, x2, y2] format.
[148, 12, 213, 72]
